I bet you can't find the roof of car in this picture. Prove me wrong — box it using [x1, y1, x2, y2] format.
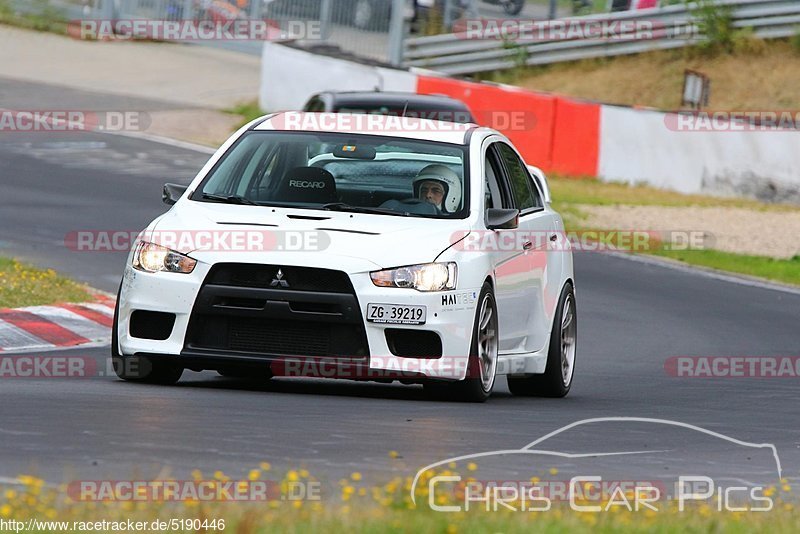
[253, 112, 481, 145]
[316, 91, 471, 111]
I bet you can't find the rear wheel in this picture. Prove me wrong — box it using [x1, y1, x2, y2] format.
[425, 283, 498, 402]
[353, 0, 391, 30]
[508, 282, 576, 398]
[503, 0, 525, 15]
[111, 287, 183, 386]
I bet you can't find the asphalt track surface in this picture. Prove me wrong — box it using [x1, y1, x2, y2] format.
[1, 78, 798, 495]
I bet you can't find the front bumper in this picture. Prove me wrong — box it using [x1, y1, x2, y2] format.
[118, 262, 481, 381]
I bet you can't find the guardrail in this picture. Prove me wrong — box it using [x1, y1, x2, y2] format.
[12, 0, 403, 63]
[403, 0, 800, 75]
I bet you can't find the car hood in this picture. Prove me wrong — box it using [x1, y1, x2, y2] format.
[148, 202, 470, 272]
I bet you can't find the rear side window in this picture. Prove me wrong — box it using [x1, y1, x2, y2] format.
[304, 97, 326, 112]
[496, 143, 541, 211]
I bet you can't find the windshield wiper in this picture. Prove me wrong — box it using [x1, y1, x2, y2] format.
[320, 203, 409, 216]
[201, 193, 259, 206]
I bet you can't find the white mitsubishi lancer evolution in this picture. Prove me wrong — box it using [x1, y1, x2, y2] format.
[113, 112, 576, 402]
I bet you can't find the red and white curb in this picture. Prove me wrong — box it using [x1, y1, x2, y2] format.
[0, 297, 115, 353]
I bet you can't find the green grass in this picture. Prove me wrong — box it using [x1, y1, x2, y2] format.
[548, 175, 796, 210]
[2, 469, 798, 533]
[226, 101, 268, 130]
[0, 258, 91, 308]
[650, 249, 800, 286]
[0, 0, 68, 34]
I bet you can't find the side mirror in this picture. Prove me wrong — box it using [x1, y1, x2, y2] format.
[526, 164, 552, 204]
[162, 183, 188, 206]
[486, 208, 519, 230]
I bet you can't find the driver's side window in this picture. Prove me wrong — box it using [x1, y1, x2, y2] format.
[484, 145, 510, 210]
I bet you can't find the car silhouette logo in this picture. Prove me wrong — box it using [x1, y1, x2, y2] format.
[270, 269, 289, 288]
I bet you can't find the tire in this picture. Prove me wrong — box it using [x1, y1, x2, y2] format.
[111, 286, 183, 386]
[503, 0, 525, 16]
[352, 0, 391, 31]
[507, 282, 576, 398]
[424, 282, 498, 403]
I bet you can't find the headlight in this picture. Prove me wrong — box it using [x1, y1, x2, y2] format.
[132, 242, 196, 274]
[370, 263, 457, 292]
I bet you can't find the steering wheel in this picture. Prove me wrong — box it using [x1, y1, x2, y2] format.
[398, 198, 426, 205]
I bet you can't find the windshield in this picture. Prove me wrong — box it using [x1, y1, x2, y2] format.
[191, 131, 469, 219]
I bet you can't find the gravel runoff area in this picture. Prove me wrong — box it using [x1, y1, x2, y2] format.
[1, 25, 259, 146]
[578, 205, 800, 259]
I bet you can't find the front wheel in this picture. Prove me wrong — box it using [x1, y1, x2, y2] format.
[508, 282, 576, 398]
[424, 283, 498, 402]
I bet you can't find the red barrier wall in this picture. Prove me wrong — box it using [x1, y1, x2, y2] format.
[550, 97, 600, 177]
[416, 75, 556, 169]
[416, 74, 601, 177]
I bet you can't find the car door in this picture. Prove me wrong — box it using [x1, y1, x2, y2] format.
[483, 141, 531, 352]
[494, 142, 556, 354]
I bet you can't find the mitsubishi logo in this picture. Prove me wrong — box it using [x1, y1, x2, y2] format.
[270, 268, 289, 288]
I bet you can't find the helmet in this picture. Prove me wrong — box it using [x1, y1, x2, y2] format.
[412, 164, 462, 213]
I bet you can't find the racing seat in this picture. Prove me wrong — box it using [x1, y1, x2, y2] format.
[272, 167, 338, 204]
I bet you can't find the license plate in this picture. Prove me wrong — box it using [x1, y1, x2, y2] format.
[367, 303, 427, 325]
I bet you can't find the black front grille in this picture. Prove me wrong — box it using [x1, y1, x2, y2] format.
[205, 263, 354, 293]
[184, 264, 369, 359]
[229, 319, 329, 355]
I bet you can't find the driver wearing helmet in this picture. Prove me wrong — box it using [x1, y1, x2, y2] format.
[412, 164, 462, 214]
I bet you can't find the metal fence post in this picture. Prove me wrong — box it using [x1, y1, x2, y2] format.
[248, 0, 260, 18]
[387, 0, 407, 67]
[443, 0, 454, 29]
[320, 0, 333, 40]
[182, 0, 193, 20]
[96, 0, 114, 19]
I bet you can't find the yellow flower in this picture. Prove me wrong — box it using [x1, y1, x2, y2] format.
[0, 505, 11, 517]
[467, 463, 477, 472]
[351, 472, 362, 482]
[299, 469, 309, 478]
[4, 490, 16, 500]
[260, 462, 271, 471]
[286, 470, 299, 482]
[389, 451, 399, 459]
[549, 468, 558, 475]
[248, 469, 261, 481]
